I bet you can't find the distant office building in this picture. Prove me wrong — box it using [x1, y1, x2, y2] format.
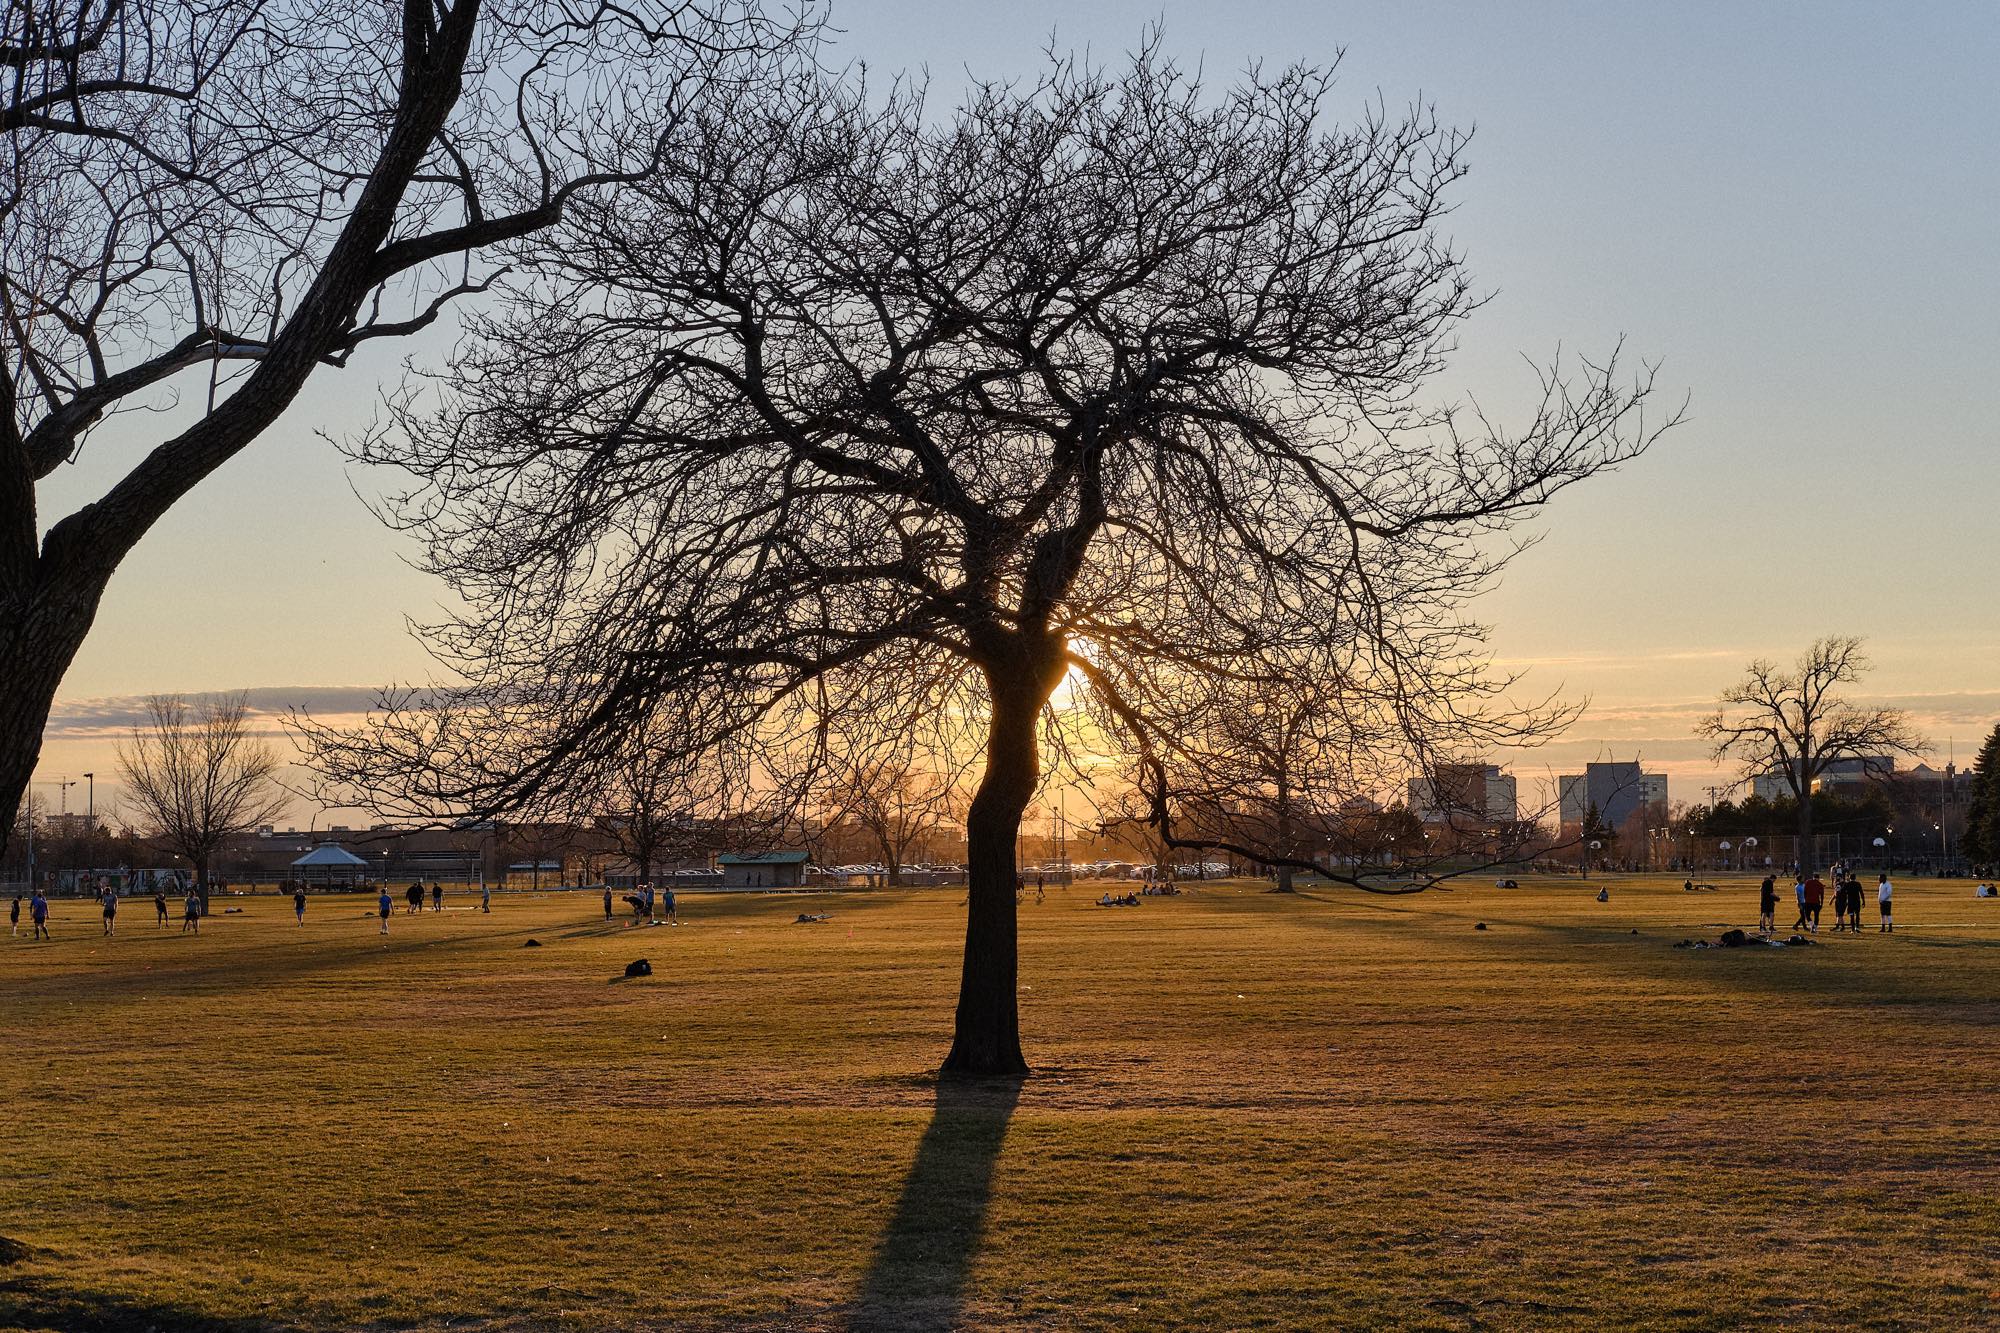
[1410, 763, 1517, 824]
[1558, 761, 1663, 830]
[1559, 774, 1589, 825]
[1814, 756, 1897, 792]
[39, 813, 99, 839]
[1748, 771, 1791, 803]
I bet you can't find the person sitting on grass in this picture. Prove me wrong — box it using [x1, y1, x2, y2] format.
[180, 890, 201, 935]
[1758, 875, 1777, 935]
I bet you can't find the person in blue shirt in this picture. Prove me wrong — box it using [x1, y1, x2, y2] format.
[663, 884, 677, 925]
[30, 890, 50, 940]
[378, 887, 394, 935]
[294, 886, 308, 925]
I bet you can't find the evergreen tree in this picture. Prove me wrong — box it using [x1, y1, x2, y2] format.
[1964, 723, 2000, 865]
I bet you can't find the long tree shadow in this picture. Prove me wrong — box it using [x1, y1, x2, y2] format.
[847, 1076, 1021, 1332]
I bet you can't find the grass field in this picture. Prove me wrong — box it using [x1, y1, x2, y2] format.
[2, 873, 1998, 1331]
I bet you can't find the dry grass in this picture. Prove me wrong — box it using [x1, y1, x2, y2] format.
[2, 873, 1997, 1331]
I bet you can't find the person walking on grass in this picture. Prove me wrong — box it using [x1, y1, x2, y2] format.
[294, 885, 308, 926]
[602, 885, 613, 920]
[406, 881, 424, 915]
[100, 884, 118, 936]
[1759, 875, 1777, 935]
[431, 882, 443, 912]
[180, 890, 200, 935]
[1846, 875, 1866, 932]
[9, 893, 19, 936]
[1792, 875, 1808, 931]
[481, 882, 491, 914]
[1802, 873, 1825, 933]
[1878, 873, 1894, 932]
[378, 886, 394, 935]
[663, 883, 677, 925]
[29, 890, 49, 940]
[154, 888, 168, 927]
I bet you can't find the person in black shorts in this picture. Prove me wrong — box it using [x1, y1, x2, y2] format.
[101, 884, 118, 936]
[180, 890, 201, 934]
[154, 889, 169, 926]
[1758, 875, 1777, 934]
[431, 882, 443, 912]
[603, 886, 614, 920]
[406, 882, 424, 915]
[294, 886, 308, 925]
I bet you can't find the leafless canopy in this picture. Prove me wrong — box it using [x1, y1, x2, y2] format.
[1697, 635, 1926, 872]
[0, 0, 805, 867]
[303, 45, 1673, 1070]
[116, 691, 288, 889]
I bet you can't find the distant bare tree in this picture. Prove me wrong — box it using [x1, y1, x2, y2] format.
[117, 692, 287, 900]
[1094, 638, 1568, 892]
[821, 750, 966, 887]
[304, 46, 1673, 1073]
[0, 0, 804, 875]
[1697, 636, 1927, 873]
[593, 718, 743, 884]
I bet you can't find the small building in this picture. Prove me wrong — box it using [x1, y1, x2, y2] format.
[716, 851, 809, 889]
[291, 844, 371, 888]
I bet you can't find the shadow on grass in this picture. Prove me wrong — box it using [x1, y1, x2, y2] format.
[0, 1273, 274, 1333]
[846, 1075, 1021, 1332]
[1515, 918, 2000, 1019]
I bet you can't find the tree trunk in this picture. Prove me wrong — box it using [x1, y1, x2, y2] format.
[1798, 796, 1815, 876]
[879, 831, 903, 888]
[0, 584, 108, 880]
[943, 652, 1060, 1076]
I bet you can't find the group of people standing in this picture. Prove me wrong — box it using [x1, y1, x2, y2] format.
[1758, 866, 1893, 935]
[605, 882, 678, 924]
[10, 885, 206, 939]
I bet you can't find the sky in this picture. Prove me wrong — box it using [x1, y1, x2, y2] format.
[29, 0, 2000, 825]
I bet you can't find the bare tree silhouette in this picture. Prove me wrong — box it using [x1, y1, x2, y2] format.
[117, 692, 287, 902]
[1698, 636, 1926, 874]
[303, 44, 1673, 1073]
[0, 0, 805, 872]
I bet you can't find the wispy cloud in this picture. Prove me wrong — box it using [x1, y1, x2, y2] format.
[44, 686, 386, 739]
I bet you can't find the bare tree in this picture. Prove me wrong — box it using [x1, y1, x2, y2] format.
[1094, 635, 1569, 892]
[303, 47, 1672, 1074]
[821, 752, 965, 887]
[1697, 636, 1927, 874]
[117, 692, 287, 900]
[593, 719, 741, 884]
[0, 0, 804, 872]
